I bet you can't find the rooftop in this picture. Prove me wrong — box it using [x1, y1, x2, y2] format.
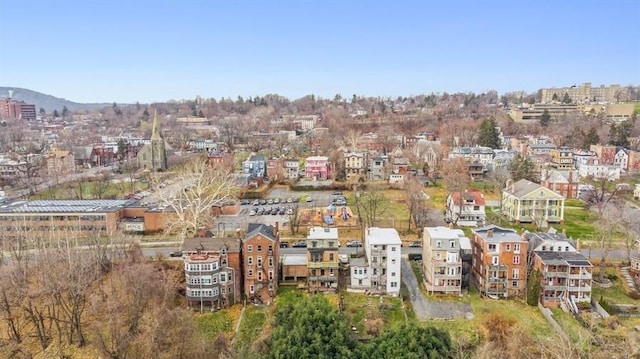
[473, 224, 524, 243]
[307, 226, 338, 240]
[282, 254, 307, 266]
[535, 251, 592, 267]
[424, 226, 466, 241]
[0, 199, 134, 214]
[366, 227, 402, 245]
[182, 237, 241, 253]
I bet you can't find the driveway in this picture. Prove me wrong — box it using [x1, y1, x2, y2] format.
[401, 258, 474, 320]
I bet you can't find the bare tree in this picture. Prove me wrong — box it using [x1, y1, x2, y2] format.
[404, 178, 428, 232]
[354, 186, 389, 227]
[152, 157, 237, 240]
[442, 158, 471, 225]
[288, 204, 303, 236]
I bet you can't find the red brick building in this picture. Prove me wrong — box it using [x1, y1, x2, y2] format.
[243, 223, 280, 304]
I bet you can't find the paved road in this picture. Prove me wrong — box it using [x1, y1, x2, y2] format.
[401, 258, 474, 320]
[400, 258, 432, 320]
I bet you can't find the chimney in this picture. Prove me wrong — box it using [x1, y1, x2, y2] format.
[487, 229, 493, 238]
[273, 222, 279, 237]
[197, 227, 206, 237]
[448, 222, 454, 229]
[521, 232, 527, 241]
[576, 238, 581, 252]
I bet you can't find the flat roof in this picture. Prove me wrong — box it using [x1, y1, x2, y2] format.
[307, 226, 338, 240]
[282, 254, 307, 266]
[425, 226, 465, 240]
[0, 199, 134, 214]
[366, 227, 402, 245]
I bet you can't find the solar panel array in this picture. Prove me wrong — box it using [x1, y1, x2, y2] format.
[4, 199, 130, 213]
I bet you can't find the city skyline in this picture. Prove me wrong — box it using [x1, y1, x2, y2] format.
[1, 0, 639, 104]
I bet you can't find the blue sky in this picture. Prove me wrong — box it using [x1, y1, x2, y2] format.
[1, 0, 639, 103]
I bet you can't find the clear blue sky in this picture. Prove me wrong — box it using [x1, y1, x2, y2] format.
[1, 0, 639, 103]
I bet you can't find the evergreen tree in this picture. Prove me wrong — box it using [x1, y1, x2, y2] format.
[62, 106, 69, 117]
[609, 120, 633, 147]
[509, 154, 536, 182]
[552, 93, 559, 102]
[583, 126, 600, 149]
[362, 324, 453, 358]
[562, 92, 572, 104]
[539, 109, 551, 127]
[39, 107, 45, 115]
[53, 109, 60, 117]
[117, 139, 126, 157]
[478, 117, 502, 149]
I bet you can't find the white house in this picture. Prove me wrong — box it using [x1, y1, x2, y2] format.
[422, 227, 468, 294]
[348, 227, 402, 296]
[578, 164, 621, 181]
[283, 158, 299, 179]
[613, 148, 628, 172]
[445, 190, 486, 227]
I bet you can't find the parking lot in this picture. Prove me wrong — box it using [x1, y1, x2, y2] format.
[213, 188, 350, 237]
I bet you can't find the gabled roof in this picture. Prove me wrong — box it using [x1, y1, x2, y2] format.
[504, 179, 564, 199]
[449, 191, 486, 206]
[244, 223, 277, 242]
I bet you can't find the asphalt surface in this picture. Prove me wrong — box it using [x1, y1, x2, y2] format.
[401, 258, 474, 320]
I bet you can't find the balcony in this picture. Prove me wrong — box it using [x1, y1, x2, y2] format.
[307, 261, 340, 269]
[487, 277, 507, 283]
[488, 264, 508, 270]
[545, 271, 569, 278]
[568, 271, 592, 279]
[309, 276, 337, 282]
[433, 272, 461, 279]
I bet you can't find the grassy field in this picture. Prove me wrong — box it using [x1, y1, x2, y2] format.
[592, 267, 637, 305]
[233, 306, 269, 358]
[550, 308, 593, 351]
[31, 180, 146, 200]
[195, 306, 241, 340]
[424, 185, 449, 211]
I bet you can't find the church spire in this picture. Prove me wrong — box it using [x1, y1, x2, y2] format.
[151, 110, 162, 140]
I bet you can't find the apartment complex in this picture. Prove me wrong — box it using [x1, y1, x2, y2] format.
[242, 223, 280, 304]
[184, 252, 237, 312]
[0, 95, 36, 121]
[361, 227, 402, 296]
[471, 225, 528, 298]
[527, 232, 592, 307]
[502, 179, 566, 224]
[344, 152, 367, 181]
[549, 147, 575, 170]
[422, 227, 468, 294]
[540, 169, 579, 199]
[306, 227, 340, 292]
[541, 83, 629, 104]
[304, 156, 330, 180]
[182, 237, 242, 306]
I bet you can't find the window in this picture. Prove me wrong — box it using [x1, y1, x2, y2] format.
[353, 268, 357, 275]
[248, 269, 253, 277]
[512, 269, 519, 279]
[248, 257, 253, 265]
[506, 244, 511, 251]
[473, 205, 480, 210]
[391, 259, 396, 264]
[268, 257, 273, 267]
[249, 285, 254, 294]
[269, 271, 273, 281]
[436, 252, 441, 260]
[450, 241, 455, 248]
[268, 245, 273, 252]
[257, 245, 262, 252]
[436, 241, 442, 248]
[492, 256, 499, 265]
[247, 245, 253, 252]
[542, 246, 546, 251]
[364, 268, 367, 274]
[312, 241, 317, 248]
[391, 272, 396, 277]
[257, 257, 263, 267]
[513, 255, 520, 264]
[329, 241, 334, 248]
[488, 243, 496, 252]
[211, 275, 218, 284]
[221, 287, 226, 295]
[329, 253, 334, 261]
[358, 279, 363, 285]
[391, 246, 396, 251]
[512, 280, 518, 287]
[220, 273, 226, 282]
[390, 282, 398, 288]
[514, 244, 521, 253]
[565, 246, 569, 252]
[257, 271, 263, 281]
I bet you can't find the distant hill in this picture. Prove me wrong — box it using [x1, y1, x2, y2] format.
[0, 87, 115, 113]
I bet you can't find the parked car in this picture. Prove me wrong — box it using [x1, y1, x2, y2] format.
[292, 241, 307, 248]
[267, 199, 274, 205]
[169, 251, 183, 257]
[259, 199, 267, 205]
[408, 241, 422, 248]
[240, 199, 250, 205]
[274, 198, 280, 204]
[286, 208, 293, 215]
[249, 209, 256, 216]
[306, 196, 313, 202]
[253, 199, 260, 206]
[279, 241, 289, 248]
[346, 241, 362, 247]
[286, 197, 293, 203]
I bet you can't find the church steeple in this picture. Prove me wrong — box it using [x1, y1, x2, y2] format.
[151, 110, 162, 140]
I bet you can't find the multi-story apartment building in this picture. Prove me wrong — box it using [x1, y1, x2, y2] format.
[243, 223, 280, 304]
[471, 225, 528, 298]
[184, 252, 237, 312]
[423, 227, 468, 294]
[445, 190, 486, 227]
[182, 237, 242, 305]
[283, 158, 299, 179]
[266, 158, 284, 181]
[502, 179, 566, 224]
[550, 147, 575, 170]
[344, 152, 367, 181]
[540, 169, 579, 199]
[0, 95, 37, 121]
[367, 227, 402, 296]
[541, 83, 629, 104]
[368, 155, 389, 181]
[304, 156, 330, 180]
[46, 148, 76, 177]
[613, 148, 628, 171]
[242, 155, 267, 178]
[527, 232, 593, 307]
[590, 144, 617, 165]
[448, 146, 494, 168]
[577, 163, 621, 181]
[307, 227, 340, 292]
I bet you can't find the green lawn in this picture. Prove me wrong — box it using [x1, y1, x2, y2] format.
[195, 309, 236, 340]
[424, 185, 449, 211]
[560, 205, 599, 243]
[592, 267, 637, 305]
[233, 306, 269, 358]
[31, 180, 146, 200]
[549, 308, 593, 351]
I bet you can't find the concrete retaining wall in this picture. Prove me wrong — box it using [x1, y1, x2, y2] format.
[538, 303, 570, 342]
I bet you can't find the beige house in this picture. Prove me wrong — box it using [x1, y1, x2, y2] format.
[307, 227, 340, 292]
[344, 152, 367, 181]
[46, 148, 75, 177]
[502, 179, 565, 225]
[422, 227, 467, 294]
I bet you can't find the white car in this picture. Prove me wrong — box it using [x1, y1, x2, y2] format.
[249, 210, 256, 216]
